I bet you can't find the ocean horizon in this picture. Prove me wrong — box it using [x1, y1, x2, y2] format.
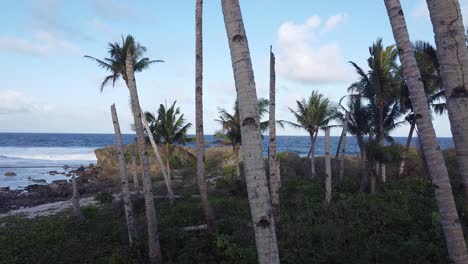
[0, 133, 454, 189]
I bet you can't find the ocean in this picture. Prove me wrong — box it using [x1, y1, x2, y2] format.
[0, 133, 454, 189]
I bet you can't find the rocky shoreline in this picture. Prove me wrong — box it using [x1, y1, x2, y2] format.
[0, 164, 119, 214]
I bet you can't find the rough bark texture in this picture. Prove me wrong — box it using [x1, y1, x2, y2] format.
[111, 104, 137, 246]
[221, 0, 280, 262]
[426, 0, 468, 219]
[385, 1, 468, 262]
[125, 50, 162, 264]
[310, 131, 316, 178]
[71, 175, 84, 223]
[268, 46, 280, 225]
[141, 114, 175, 203]
[399, 121, 415, 177]
[339, 112, 349, 179]
[195, 0, 216, 232]
[131, 150, 140, 192]
[324, 127, 332, 205]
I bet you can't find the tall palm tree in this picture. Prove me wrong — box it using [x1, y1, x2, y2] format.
[279, 91, 336, 178]
[384, 1, 468, 262]
[349, 39, 402, 181]
[221, 0, 280, 262]
[195, 0, 216, 232]
[85, 35, 162, 264]
[215, 98, 269, 179]
[425, 0, 468, 219]
[145, 101, 192, 182]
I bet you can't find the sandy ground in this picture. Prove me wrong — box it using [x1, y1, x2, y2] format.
[0, 197, 98, 219]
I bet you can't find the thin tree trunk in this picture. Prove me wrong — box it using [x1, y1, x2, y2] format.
[71, 174, 84, 223]
[426, 0, 468, 221]
[268, 46, 280, 225]
[310, 132, 316, 178]
[221, 1, 280, 262]
[357, 137, 368, 192]
[125, 50, 162, 264]
[111, 104, 137, 246]
[381, 164, 386, 182]
[195, 0, 216, 232]
[131, 149, 140, 192]
[141, 113, 175, 203]
[339, 112, 349, 179]
[385, 1, 468, 261]
[324, 127, 332, 205]
[399, 120, 415, 177]
[166, 143, 171, 182]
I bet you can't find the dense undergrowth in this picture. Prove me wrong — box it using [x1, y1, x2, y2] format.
[0, 150, 464, 264]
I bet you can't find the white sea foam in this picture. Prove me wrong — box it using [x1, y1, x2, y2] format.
[0, 147, 96, 162]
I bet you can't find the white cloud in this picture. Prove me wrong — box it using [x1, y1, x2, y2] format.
[0, 90, 55, 115]
[276, 14, 352, 84]
[89, 18, 113, 33]
[0, 31, 81, 57]
[323, 13, 348, 33]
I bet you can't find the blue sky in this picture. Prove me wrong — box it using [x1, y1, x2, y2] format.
[0, 0, 465, 137]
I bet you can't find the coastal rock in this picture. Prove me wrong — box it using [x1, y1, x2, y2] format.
[4, 172, 16, 177]
[48, 170, 59, 175]
[31, 179, 46, 183]
[63, 165, 70, 170]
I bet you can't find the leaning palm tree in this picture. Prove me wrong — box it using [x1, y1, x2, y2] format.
[221, 0, 280, 262]
[145, 101, 193, 181]
[195, 0, 216, 232]
[384, 0, 468, 262]
[425, 0, 468, 222]
[84, 35, 162, 264]
[214, 98, 269, 179]
[279, 91, 336, 178]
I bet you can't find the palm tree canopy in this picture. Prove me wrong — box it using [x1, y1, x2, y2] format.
[145, 101, 192, 145]
[84, 35, 163, 92]
[279, 91, 336, 136]
[215, 98, 269, 146]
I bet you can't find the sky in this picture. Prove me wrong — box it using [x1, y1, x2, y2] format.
[0, 0, 466, 137]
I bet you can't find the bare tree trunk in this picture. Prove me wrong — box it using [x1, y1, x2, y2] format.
[358, 137, 368, 192]
[385, 1, 468, 261]
[166, 143, 171, 182]
[339, 112, 349, 179]
[425, 0, 468, 220]
[399, 120, 415, 177]
[381, 164, 386, 182]
[111, 104, 138, 246]
[195, 0, 216, 232]
[131, 149, 140, 192]
[268, 46, 280, 225]
[310, 131, 317, 178]
[71, 175, 84, 223]
[141, 113, 175, 203]
[221, 0, 280, 262]
[324, 127, 332, 205]
[125, 50, 162, 264]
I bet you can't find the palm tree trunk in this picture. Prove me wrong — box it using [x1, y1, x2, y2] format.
[357, 136, 367, 192]
[131, 149, 140, 192]
[425, 0, 468, 221]
[385, 1, 468, 261]
[141, 113, 175, 203]
[221, 0, 280, 262]
[310, 131, 316, 178]
[111, 104, 137, 246]
[399, 120, 415, 177]
[195, 0, 216, 232]
[378, 106, 385, 182]
[125, 50, 162, 264]
[166, 143, 171, 181]
[324, 127, 332, 205]
[268, 46, 280, 225]
[339, 112, 349, 179]
[71, 174, 84, 223]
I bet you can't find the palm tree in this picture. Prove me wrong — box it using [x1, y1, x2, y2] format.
[349, 38, 402, 182]
[279, 91, 336, 178]
[215, 98, 269, 179]
[425, 0, 468, 221]
[195, 0, 216, 232]
[85, 35, 162, 264]
[221, 0, 280, 262]
[268, 46, 280, 226]
[338, 94, 372, 191]
[145, 101, 193, 181]
[110, 104, 137, 246]
[385, 0, 468, 262]
[398, 41, 445, 176]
